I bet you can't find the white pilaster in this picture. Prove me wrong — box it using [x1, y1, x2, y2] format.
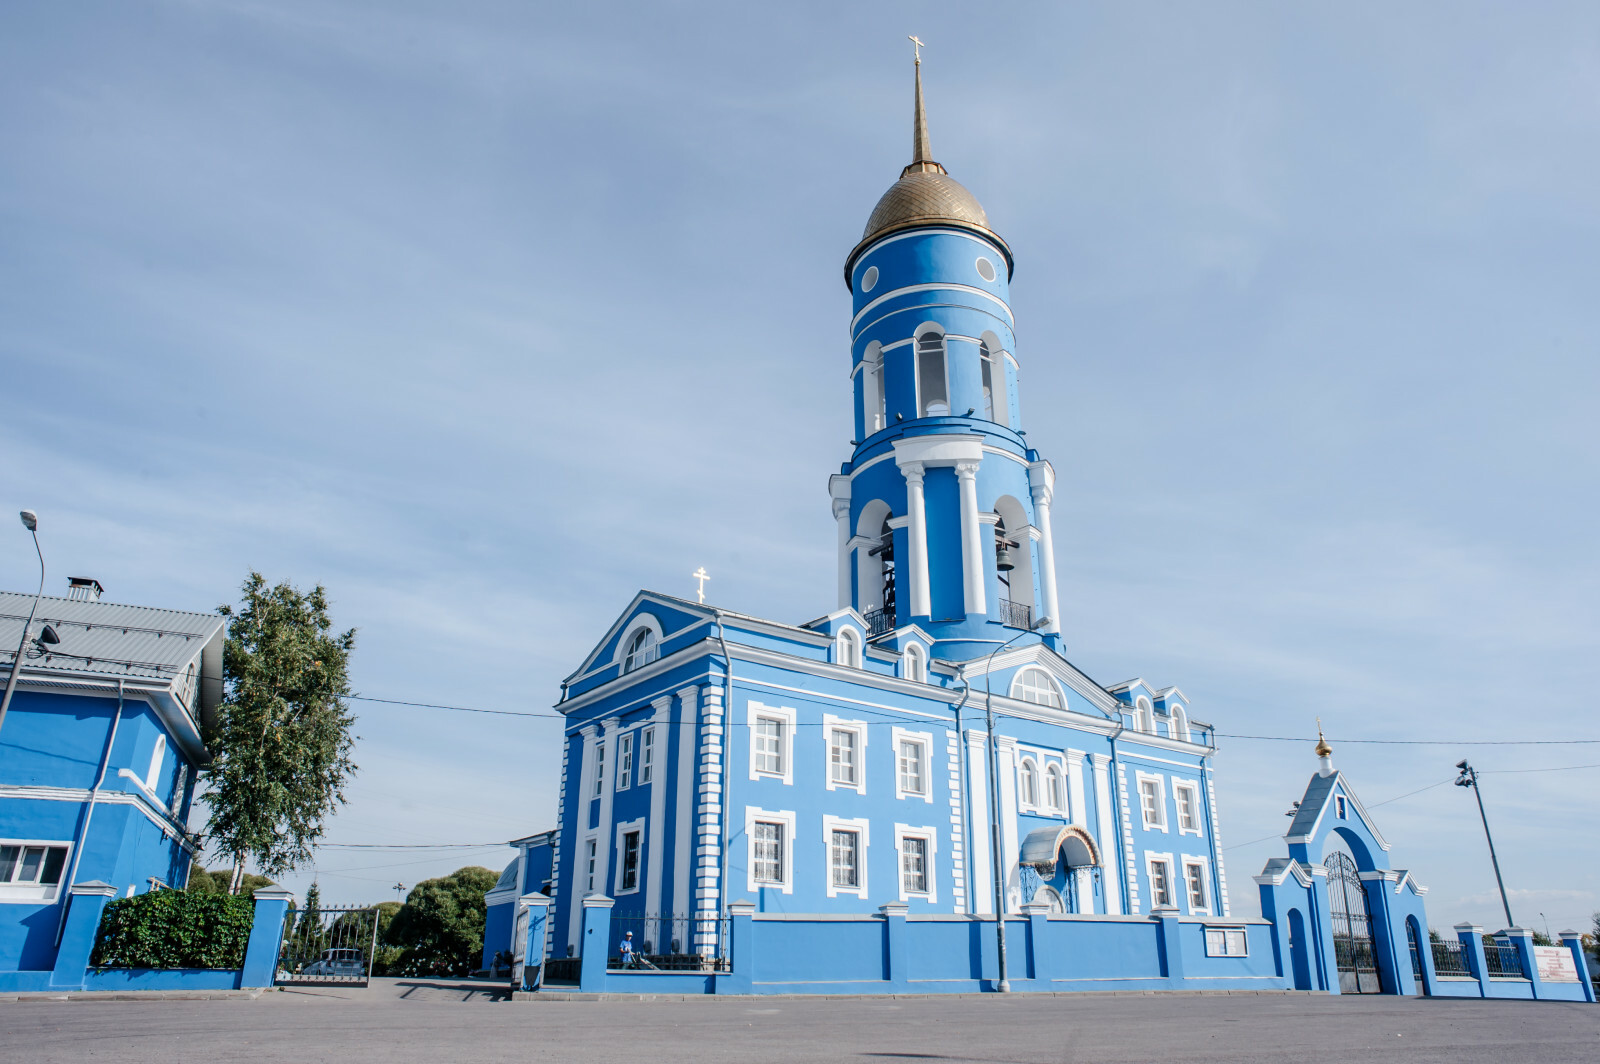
[693, 685, 726, 955]
[995, 736, 1020, 913]
[594, 716, 620, 905]
[1091, 753, 1122, 915]
[955, 460, 986, 615]
[964, 728, 992, 915]
[899, 461, 931, 618]
[830, 474, 852, 611]
[672, 686, 699, 933]
[644, 696, 672, 921]
[1028, 462, 1060, 633]
[1066, 750, 1092, 911]
[567, 725, 599, 949]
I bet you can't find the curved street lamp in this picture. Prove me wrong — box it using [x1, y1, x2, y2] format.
[0, 510, 48, 737]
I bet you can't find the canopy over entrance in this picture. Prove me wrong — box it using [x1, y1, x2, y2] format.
[1020, 825, 1100, 875]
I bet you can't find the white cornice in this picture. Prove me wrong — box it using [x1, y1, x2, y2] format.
[0, 784, 196, 852]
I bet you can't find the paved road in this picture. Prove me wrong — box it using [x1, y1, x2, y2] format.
[3, 980, 1595, 1063]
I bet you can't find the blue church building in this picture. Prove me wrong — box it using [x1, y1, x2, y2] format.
[491, 59, 1265, 992]
[0, 579, 221, 987]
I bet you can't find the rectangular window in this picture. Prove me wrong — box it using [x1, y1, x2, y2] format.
[916, 336, 949, 417]
[897, 739, 926, 796]
[1175, 785, 1199, 833]
[1148, 858, 1173, 908]
[1205, 928, 1249, 957]
[753, 717, 785, 776]
[584, 838, 597, 892]
[617, 733, 634, 791]
[170, 763, 189, 818]
[620, 831, 640, 892]
[1335, 795, 1348, 819]
[640, 729, 654, 784]
[829, 728, 858, 786]
[900, 836, 929, 895]
[752, 821, 785, 885]
[1185, 861, 1208, 912]
[830, 830, 860, 889]
[1139, 777, 1166, 830]
[0, 844, 68, 886]
[870, 358, 886, 432]
[980, 349, 996, 420]
[593, 742, 606, 797]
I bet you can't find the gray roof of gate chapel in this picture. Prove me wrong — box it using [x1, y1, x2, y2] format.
[0, 590, 225, 725]
[1285, 771, 1339, 839]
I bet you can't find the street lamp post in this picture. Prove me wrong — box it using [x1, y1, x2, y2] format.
[0, 511, 46, 738]
[982, 614, 1051, 994]
[1455, 759, 1514, 928]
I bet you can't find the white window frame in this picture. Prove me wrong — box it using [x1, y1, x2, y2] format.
[0, 838, 73, 903]
[1045, 763, 1066, 815]
[821, 814, 871, 899]
[1172, 780, 1203, 837]
[834, 626, 863, 668]
[639, 726, 655, 785]
[1009, 667, 1064, 709]
[747, 701, 796, 785]
[901, 642, 926, 683]
[1135, 697, 1155, 735]
[1169, 703, 1191, 742]
[592, 740, 606, 797]
[914, 326, 951, 418]
[890, 727, 934, 803]
[1182, 856, 1211, 915]
[1145, 851, 1176, 909]
[745, 807, 796, 894]
[583, 835, 599, 894]
[894, 823, 938, 903]
[147, 734, 166, 791]
[616, 732, 634, 792]
[169, 762, 189, 819]
[1204, 925, 1250, 957]
[615, 614, 664, 672]
[1335, 794, 1348, 820]
[613, 817, 645, 896]
[862, 341, 886, 434]
[1136, 772, 1169, 832]
[823, 714, 868, 794]
[1017, 757, 1040, 810]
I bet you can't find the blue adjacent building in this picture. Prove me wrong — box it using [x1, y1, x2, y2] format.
[520, 59, 1244, 975]
[0, 580, 221, 985]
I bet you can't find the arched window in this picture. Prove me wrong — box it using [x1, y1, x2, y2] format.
[902, 643, 925, 683]
[1036, 885, 1066, 914]
[861, 341, 886, 434]
[1169, 704, 1191, 743]
[1135, 697, 1155, 734]
[915, 328, 949, 417]
[622, 627, 658, 673]
[146, 734, 166, 790]
[1011, 667, 1063, 709]
[979, 338, 997, 421]
[836, 627, 862, 669]
[1046, 764, 1065, 813]
[1019, 759, 1039, 807]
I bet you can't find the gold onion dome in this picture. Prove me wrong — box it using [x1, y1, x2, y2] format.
[846, 53, 1012, 284]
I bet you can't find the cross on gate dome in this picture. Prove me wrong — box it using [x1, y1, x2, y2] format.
[845, 49, 1012, 284]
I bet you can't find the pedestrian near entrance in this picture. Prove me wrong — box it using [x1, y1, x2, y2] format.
[619, 931, 635, 967]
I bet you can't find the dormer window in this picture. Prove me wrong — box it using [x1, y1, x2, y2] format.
[836, 627, 862, 669]
[1135, 697, 1155, 734]
[622, 627, 658, 673]
[902, 643, 926, 683]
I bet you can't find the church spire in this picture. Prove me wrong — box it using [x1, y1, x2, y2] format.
[903, 37, 947, 178]
[1315, 719, 1335, 777]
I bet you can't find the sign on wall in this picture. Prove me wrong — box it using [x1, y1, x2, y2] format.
[1532, 946, 1579, 983]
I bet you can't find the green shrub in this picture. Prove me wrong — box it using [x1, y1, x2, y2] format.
[92, 889, 256, 969]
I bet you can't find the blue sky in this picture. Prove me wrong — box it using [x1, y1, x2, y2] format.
[3, 1, 1597, 931]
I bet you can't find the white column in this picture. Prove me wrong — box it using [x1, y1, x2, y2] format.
[1028, 462, 1061, 633]
[955, 460, 986, 616]
[566, 725, 598, 949]
[995, 737, 1020, 913]
[900, 461, 931, 618]
[672, 686, 699, 936]
[594, 716, 620, 897]
[693, 685, 726, 955]
[1091, 753, 1122, 915]
[964, 728, 992, 915]
[644, 696, 672, 921]
[830, 474, 852, 611]
[1066, 750, 1093, 912]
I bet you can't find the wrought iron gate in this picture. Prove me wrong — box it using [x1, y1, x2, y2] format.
[1327, 851, 1382, 994]
[276, 904, 381, 987]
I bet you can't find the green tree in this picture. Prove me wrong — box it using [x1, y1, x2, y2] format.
[185, 860, 274, 896]
[385, 866, 498, 977]
[294, 881, 324, 953]
[203, 573, 357, 892]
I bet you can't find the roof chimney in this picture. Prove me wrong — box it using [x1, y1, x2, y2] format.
[67, 577, 103, 602]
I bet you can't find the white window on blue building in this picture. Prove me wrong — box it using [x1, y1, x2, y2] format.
[830, 729, 858, 787]
[639, 728, 655, 785]
[1146, 854, 1175, 908]
[146, 735, 166, 791]
[1011, 668, 1063, 709]
[1205, 926, 1249, 957]
[1174, 781, 1202, 835]
[619, 831, 640, 893]
[1135, 698, 1155, 734]
[898, 739, 925, 796]
[1018, 759, 1039, 808]
[584, 838, 598, 892]
[622, 627, 658, 673]
[1137, 773, 1168, 832]
[835, 627, 862, 668]
[915, 328, 949, 417]
[593, 742, 606, 797]
[754, 720, 783, 775]
[902, 642, 926, 682]
[753, 822, 784, 885]
[749, 703, 796, 785]
[617, 733, 634, 792]
[0, 841, 70, 902]
[1184, 858, 1210, 915]
[1045, 764, 1065, 814]
[979, 339, 997, 421]
[822, 815, 870, 898]
[894, 824, 937, 902]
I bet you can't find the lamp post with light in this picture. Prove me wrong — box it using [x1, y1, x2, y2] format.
[0, 510, 57, 738]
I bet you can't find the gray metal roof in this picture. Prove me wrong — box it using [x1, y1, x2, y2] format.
[1285, 772, 1338, 839]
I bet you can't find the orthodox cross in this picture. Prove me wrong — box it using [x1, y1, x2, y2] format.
[908, 35, 925, 64]
[692, 567, 711, 604]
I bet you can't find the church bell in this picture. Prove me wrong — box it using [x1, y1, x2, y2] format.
[995, 544, 1015, 571]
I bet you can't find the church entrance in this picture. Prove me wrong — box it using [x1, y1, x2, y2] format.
[1327, 851, 1382, 993]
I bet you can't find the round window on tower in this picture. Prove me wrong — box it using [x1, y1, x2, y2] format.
[861, 266, 879, 293]
[975, 257, 997, 283]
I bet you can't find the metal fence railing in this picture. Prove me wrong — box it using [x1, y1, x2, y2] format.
[1483, 941, 1524, 979]
[863, 607, 894, 637]
[1430, 939, 1470, 976]
[608, 915, 731, 971]
[277, 905, 380, 986]
[999, 598, 1032, 630]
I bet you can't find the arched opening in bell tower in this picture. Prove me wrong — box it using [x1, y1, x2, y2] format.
[993, 497, 1036, 629]
[914, 326, 950, 418]
[855, 500, 897, 631]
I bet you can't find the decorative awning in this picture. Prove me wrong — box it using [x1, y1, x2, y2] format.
[1020, 825, 1101, 874]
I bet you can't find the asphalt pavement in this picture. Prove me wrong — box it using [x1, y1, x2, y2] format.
[2, 978, 1594, 1063]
